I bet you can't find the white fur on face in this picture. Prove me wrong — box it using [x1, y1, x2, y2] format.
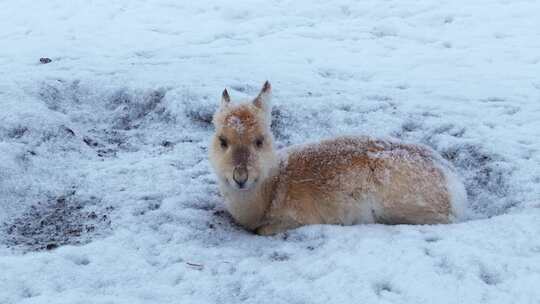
[210, 108, 276, 192]
[226, 115, 245, 135]
[210, 82, 276, 192]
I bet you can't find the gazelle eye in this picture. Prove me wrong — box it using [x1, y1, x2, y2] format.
[255, 137, 264, 148]
[219, 137, 228, 149]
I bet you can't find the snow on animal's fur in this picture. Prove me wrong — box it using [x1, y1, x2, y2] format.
[209, 82, 467, 235]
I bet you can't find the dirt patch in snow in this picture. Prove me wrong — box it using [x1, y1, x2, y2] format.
[2, 191, 113, 252]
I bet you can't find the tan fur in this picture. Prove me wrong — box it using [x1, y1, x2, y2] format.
[209, 82, 466, 235]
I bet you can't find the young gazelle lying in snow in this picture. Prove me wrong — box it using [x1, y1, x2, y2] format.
[209, 82, 467, 235]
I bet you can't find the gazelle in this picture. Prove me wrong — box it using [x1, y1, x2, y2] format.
[209, 81, 467, 235]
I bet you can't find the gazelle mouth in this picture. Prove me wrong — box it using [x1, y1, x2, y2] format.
[226, 177, 247, 190]
[231, 182, 250, 191]
[225, 177, 259, 191]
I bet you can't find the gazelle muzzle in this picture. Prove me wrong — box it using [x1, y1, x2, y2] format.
[233, 166, 248, 188]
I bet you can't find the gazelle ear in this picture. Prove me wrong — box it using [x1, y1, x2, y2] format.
[221, 89, 231, 107]
[253, 81, 271, 111]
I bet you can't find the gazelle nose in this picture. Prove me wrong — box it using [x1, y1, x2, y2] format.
[233, 167, 248, 187]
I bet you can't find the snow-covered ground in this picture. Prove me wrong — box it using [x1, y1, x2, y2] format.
[1, 0, 540, 303]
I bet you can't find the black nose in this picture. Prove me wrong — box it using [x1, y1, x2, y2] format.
[233, 167, 248, 188]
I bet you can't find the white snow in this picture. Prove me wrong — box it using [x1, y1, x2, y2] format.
[226, 115, 246, 135]
[1, 0, 540, 303]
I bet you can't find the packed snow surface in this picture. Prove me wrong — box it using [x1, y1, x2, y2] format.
[1, 0, 540, 303]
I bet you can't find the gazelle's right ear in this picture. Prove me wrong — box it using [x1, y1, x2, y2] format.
[253, 81, 271, 111]
[221, 89, 231, 107]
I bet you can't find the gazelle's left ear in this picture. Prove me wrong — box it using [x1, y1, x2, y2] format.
[253, 81, 271, 111]
[221, 88, 231, 107]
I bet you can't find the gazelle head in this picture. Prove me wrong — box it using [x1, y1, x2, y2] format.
[209, 81, 277, 191]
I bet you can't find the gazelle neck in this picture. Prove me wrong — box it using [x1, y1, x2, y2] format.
[221, 163, 279, 230]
